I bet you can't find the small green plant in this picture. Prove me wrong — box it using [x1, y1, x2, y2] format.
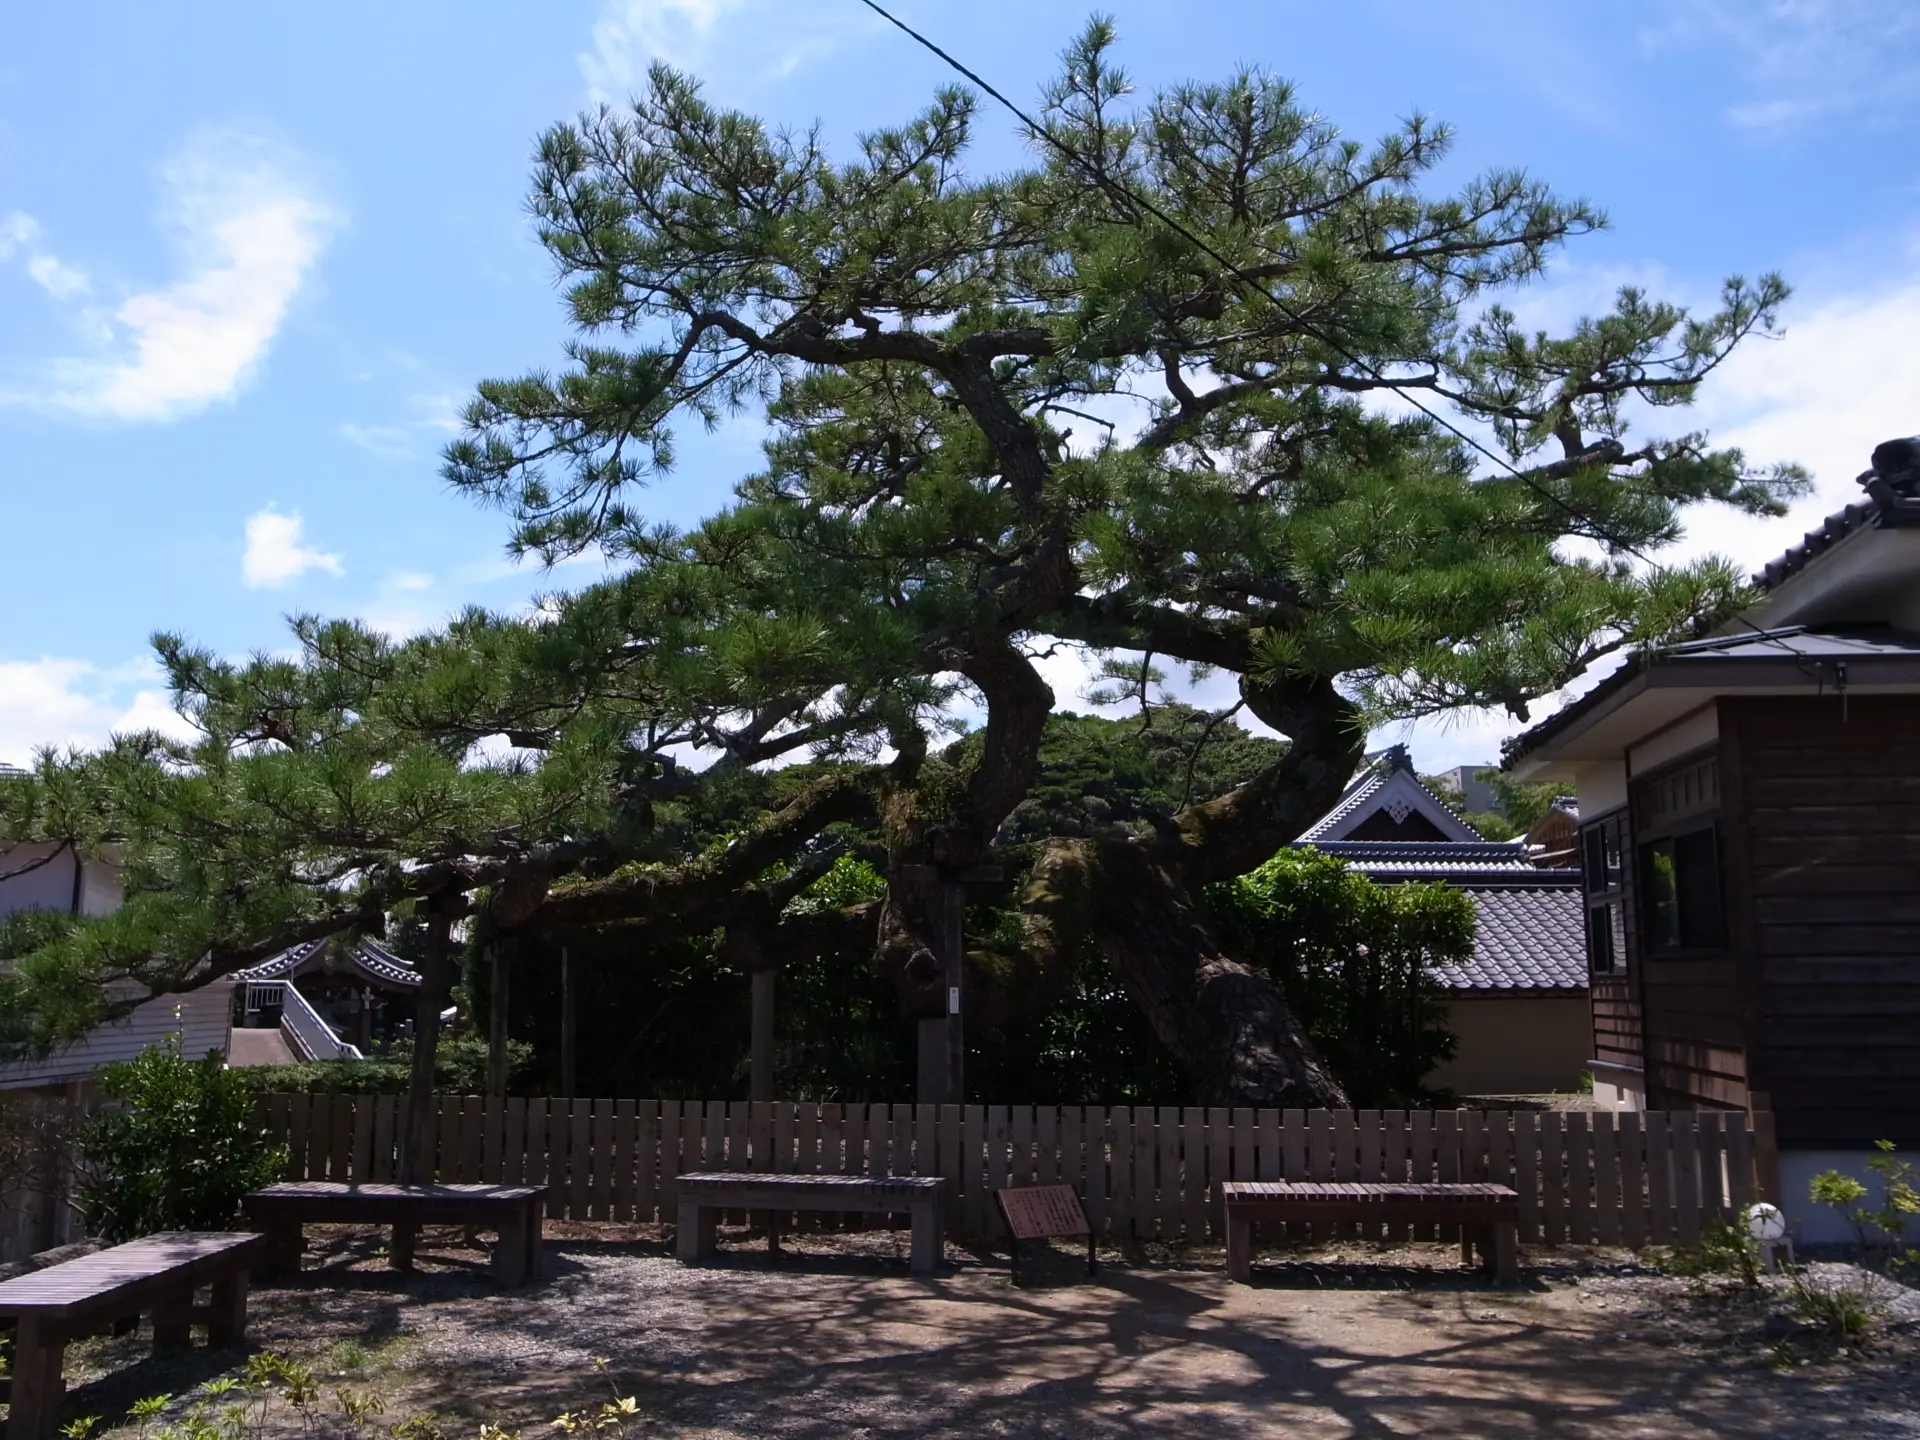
[391, 1414, 448, 1440]
[1787, 1268, 1881, 1344]
[76, 1036, 289, 1240]
[1661, 1218, 1762, 1289]
[554, 1358, 647, 1439]
[58, 1417, 101, 1440]
[130, 1394, 174, 1440]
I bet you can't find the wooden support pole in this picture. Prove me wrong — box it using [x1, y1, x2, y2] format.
[559, 944, 579, 1099]
[487, 937, 514, 1099]
[943, 878, 965, 1106]
[917, 1017, 948, 1104]
[750, 968, 776, 1102]
[399, 902, 455, 1188]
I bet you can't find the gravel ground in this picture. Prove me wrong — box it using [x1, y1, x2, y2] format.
[32, 1224, 1920, 1439]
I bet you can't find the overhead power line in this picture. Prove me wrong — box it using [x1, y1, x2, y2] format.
[854, 0, 1823, 678]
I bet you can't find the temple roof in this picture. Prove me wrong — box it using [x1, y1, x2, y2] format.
[236, 937, 421, 988]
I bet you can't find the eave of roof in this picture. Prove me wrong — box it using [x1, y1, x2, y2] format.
[1507, 450, 1920, 768]
[1503, 624, 1920, 767]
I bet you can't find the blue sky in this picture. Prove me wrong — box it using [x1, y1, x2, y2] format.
[3, 0, 1919, 770]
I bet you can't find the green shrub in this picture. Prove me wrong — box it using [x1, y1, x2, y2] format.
[1809, 1141, 1920, 1264]
[1209, 849, 1470, 1105]
[77, 1037, 288, 1240]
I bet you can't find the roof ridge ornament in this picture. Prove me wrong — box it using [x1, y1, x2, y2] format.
[1861, 434, 1920, 524]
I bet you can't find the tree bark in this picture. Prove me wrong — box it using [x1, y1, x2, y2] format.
[1017, 674, 1366, 1108]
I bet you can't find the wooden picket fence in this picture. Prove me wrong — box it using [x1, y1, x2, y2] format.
[257, 1094, 1771, 1250]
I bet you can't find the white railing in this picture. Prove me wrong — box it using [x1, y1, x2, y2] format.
[278, 983, 364, 1062]
[243, 981, 284, 1015]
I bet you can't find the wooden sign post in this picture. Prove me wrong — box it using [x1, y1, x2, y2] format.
[994, 1183, 1096, 1285]
[899, 863, 1002, 1106]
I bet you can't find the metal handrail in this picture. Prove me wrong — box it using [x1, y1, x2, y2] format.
[278, 982, 364, 1062]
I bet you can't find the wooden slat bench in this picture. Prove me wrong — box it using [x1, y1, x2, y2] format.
[242, 1183, 547, 1286]
[675, 1173, 946, 1276]
[1222, 1181, 1521, 1285]
[0, 1231, 265, 1440]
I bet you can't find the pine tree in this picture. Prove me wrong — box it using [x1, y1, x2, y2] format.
[2, 23, 1805, 1109]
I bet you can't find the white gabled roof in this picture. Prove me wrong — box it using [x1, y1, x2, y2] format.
[1297, 746, 1484, 843]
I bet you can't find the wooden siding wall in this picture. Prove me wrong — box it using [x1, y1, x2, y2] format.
[0, 983, 233, 1092]
[257, 1094, 1761, 1249]
[1724, 696, 1920, 1145]
[1624, 741, 1749, 1114]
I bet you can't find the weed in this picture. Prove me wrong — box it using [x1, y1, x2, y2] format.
[1787, 1268, 1882, 1345]
[1660, 1219, 1762, 1290]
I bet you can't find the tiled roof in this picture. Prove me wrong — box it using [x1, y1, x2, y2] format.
[1298, 747, 1483, 843]
[1431, 887, 1587, 995]
[0, 763, 29, 780]
[237, 937, 421, 987]
[1310, 839, 1569, 887]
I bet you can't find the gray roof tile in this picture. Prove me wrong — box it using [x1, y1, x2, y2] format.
[1432, 887, 1587, 995]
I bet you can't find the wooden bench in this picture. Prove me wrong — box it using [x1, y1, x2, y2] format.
[1222, 1181, 1521, 1285]
[242, 1183, 547, 1286]
[0, 1231, 265, 1440]
[675, 1173, 945, 1276]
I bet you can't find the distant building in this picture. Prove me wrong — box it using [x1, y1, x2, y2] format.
[0, 832, 233, 1094]
[1292, 746, 1589, 1095]
[1432, 763, 1499, 817]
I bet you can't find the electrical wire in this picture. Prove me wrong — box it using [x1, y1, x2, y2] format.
[854, 0, 1836, 685]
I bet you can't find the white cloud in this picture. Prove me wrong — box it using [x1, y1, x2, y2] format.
[0, 209, 91, 300]
[0, 211, 39, 258]
[25, 252, 88, 300]
[338, 391, 466, 461]
[12, 127, 340, 423]
[386, 570, 435, 592]
[242, 507, 343, 589]
[1647, 1, 1920, 133]
[579, 0, 864, 102]
[0, 658, 197, 767]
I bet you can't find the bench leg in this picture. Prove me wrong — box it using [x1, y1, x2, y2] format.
[152, 1289, 194, 1352]
[390, 1221, 418, 1272]
[208, 1269, 251, 1347]
[258, 1220, 304, 1278]
[1225, 1209, 1254, 1285]
[676, 1200, 716, 1263]
[9, 1317, 67, 1440]
[494, 1212, 529, 1287]
[1492, 1221, 1519, 1286]
[909, 1198, 943, 1276]
[527, 1201, 546, 1279]
[1460, 1228, 1477, 1269]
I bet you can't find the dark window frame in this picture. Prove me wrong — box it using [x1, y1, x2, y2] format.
[1631, 752, 1727, 959]
[1579, 809, 1629, 976]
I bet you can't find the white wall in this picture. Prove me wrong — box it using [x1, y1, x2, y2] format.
[1778, 1149, 1919, 1249]
[0, 980, 234, 1091]
[0, 843, 123, 919]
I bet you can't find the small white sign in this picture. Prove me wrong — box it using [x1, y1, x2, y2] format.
[948, 986, 961, 1014]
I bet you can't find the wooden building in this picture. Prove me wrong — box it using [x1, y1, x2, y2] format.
[1507, 436, 1920, 1236]
[1297, 747, 1589, 1095]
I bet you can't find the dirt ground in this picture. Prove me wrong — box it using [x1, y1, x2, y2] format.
[33, 1224, 1920, 1439]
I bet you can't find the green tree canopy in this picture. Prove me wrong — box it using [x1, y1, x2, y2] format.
[1, 21, 1804, 1109]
